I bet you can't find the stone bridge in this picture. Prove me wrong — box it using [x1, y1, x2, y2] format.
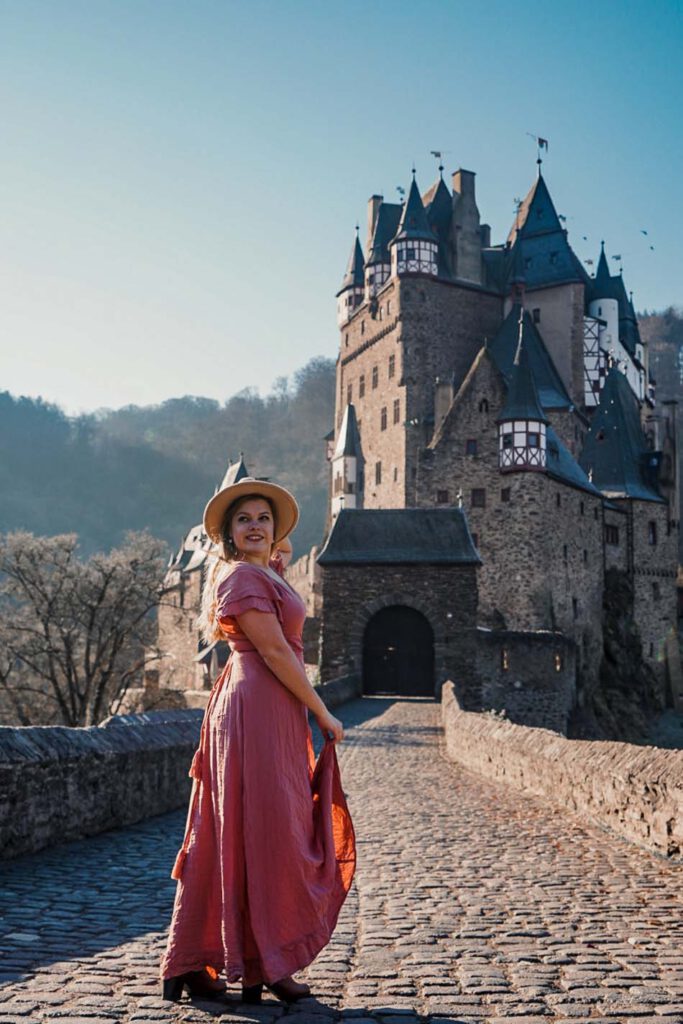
[1, 696, 683, 1024]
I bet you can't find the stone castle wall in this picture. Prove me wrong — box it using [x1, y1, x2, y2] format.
[319, 563, 480, 705]
[441, 681, 683, 860]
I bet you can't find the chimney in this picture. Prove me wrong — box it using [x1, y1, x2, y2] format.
[452, 169, 476, 200]
[367, 195, 383, 253]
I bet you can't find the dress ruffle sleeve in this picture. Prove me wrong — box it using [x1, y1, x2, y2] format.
[216, 564, 282, 624]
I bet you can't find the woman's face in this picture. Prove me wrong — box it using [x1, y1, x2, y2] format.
[229, 498, 275, 558]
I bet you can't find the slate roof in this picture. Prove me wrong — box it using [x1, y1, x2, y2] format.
[337, 233, 364, 295]
[489, 303, 573, 410]
[425, 175, 453, 278]
[579, 367, 663, 502]
[505, 173, 584, 290]
[496, 333, 549, 425]
[392, 177, 437, 244]
[333, 403, 363, 459]
[367, 202, 402, 265]
[545, 427, 603, 496]
[317, 508, 481, 565]
[218, 453, 250, 491]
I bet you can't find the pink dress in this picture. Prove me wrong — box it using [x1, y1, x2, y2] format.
[159, 561, 356, 987]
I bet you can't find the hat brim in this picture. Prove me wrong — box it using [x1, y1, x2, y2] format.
[203, 478, 299, 545]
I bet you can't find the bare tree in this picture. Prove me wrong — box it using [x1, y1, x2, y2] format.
[0, 530, 167, 726]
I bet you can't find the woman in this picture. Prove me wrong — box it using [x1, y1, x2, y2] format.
[159, 477, 356, 1005]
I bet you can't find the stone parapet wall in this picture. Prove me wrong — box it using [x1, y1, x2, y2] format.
[441, 681, 683, 860]
[0, 709, 203, 860]
[0, 676, 359, 860]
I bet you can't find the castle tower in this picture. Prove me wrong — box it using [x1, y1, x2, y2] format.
[336, 230, 365, 327]
[496, 311, 549, 471]
[331, 403, 364, 518]
[390, 174, 438, 278]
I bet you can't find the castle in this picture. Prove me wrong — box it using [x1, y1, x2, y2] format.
[145, 159, 680, 735]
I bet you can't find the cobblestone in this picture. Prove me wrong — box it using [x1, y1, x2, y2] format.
[1, 698, 683, 1021]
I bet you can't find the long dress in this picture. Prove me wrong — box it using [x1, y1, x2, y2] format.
[159, 560, 356, 987]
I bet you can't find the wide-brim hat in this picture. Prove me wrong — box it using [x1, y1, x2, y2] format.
[203, 477, 299, 545]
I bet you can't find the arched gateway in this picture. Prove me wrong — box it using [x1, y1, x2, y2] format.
[362, 605, 435, 697]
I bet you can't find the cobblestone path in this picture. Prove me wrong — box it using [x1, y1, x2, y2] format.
[2, 697, 683, 1024]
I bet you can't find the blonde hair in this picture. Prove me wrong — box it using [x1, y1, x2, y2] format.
[197, 493, 278, 644]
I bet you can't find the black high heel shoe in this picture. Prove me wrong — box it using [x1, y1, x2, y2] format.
[241, 976, 310, 1003]
[241, 983, 263, 1004]
[161, 968, 227, 1001]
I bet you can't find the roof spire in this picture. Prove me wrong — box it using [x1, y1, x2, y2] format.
[392, 175, 436, 243]
[337, 230, 365, 293]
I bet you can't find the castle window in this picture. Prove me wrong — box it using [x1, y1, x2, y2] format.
[554, 652, 562, 672]
[466, 438, 478, 456]
[532, 308, 541, 324]
[393, 467, 398, 482]
[479, 398, 489, 413]
[594, 506, 599, 520]
[648, 521, 658, 545]
[380, 406, 387, 431]
[501, 648, 510, 671]
[583, 549, 588, 563]
[502, 432, 513, 449]
[471, 488, 486, 508]
[556, 492, 561, 508]
[387, 299, 392, 314]
[359, 375, 365, 398]
[471, 531, 479, 548]
[347, 384, 352, 405]
[378, 305, 384, 321]
[563, 544, 568, 562]
[388, 354, 395, 378]
[580, 501, 585, 515]
[572, 597, 579, 619]
[361, 320, 365, 335]
[527, 431, 540, 448]
[179, 586, 185, 608]
[436, 489, 449, 504]
[393, 398, 400, 424]
[653, 581, 661, 602]
[344, 332, 349, 348]
[605, 524, 619, 545]
[372, 365, 379, 389]
[375, 461, 382, 485]
[501, 487, 511, 503]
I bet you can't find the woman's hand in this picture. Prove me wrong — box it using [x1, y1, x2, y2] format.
[315, 709, 344, 743]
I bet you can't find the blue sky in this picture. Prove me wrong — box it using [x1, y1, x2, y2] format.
[1, 0, 681, 413]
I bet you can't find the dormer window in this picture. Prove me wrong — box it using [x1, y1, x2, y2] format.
[528, 431, 540, 448]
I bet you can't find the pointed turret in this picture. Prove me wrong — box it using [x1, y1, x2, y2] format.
[218, 453, 249, 492]
[496, 310, 549, 473]
[593, 241, 611, 295]
[390, 174, 438, 278]
[331, 404, 364, 517]
[336, 229, 365, 326]
[505, 171, 582, 290]
[425, 172, 453, 278]
[489, 303, 571, 410]
[364, 201, 402, 299]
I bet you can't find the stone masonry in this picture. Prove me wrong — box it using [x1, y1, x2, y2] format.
[2, 696, 683, 1023]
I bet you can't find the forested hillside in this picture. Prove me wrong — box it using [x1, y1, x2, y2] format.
[0, 357, 335, 557]
[2, 310, 681, 561]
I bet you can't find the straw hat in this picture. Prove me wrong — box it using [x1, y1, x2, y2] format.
[203, 477, 299, 545]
